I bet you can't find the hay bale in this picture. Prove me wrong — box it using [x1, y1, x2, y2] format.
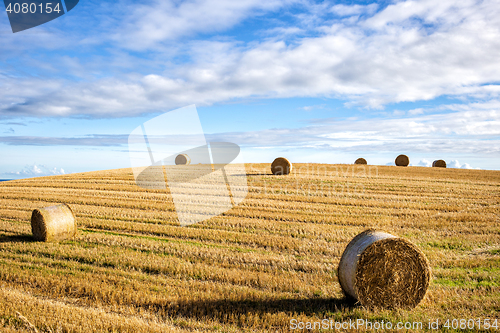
[175, 154, 191, 165]
[432, 160, 446, 168]
[338, 229, 430, 309]
[271, 157, 292, 175]
[31, 203, 77, 242]
[395, 154, 409, 167]
[355, 158, 367, 165]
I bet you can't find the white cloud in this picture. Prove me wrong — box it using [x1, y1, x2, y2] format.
[2, 98, 497, 164]
[301, 104, 326, 111]
[417, 159, 432, 167]
[408, 108, 424, 115]
[113, 0, 297, 50]
[261, 26, 305, 38]
[8, 164, 66, 177]
[205, 104, 500, 159]
[331, 4, 378, 17]
[2, 0, 500, 117]
[448, 160, 480, 169]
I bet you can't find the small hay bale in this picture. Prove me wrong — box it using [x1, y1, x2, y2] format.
[31, 203, 77, 242]
[271, 157, 292, 175]
[395, 154, 409, 167]
[355, 158, 367, 165]
[175, 154, 191, 165]
[338, 229, 430, 309]
[432, 160, 446, 168]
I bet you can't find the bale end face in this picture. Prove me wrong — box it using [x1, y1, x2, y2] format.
[355, 158, 367, 165]
[355, 238, 431, 309]
[432, 160, 446, 168]
[271, 157, 292, 175]
[175, 154, 191, 165]
[395, 154, 410, 167]
[31, 203, 77, 242]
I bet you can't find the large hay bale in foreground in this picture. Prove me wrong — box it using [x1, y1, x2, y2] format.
[175, 154, 191, 165]
[338, 229, 430, 309]
[31, 203, 77, 242]
[271, 157, 292, 175]
[432, 160, 446, 168]
[395, 154, 410, 167]
[355, 158, 367, 165]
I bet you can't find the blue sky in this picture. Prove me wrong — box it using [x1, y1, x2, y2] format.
[1, 0, 499, 179]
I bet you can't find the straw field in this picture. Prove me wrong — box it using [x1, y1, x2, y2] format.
[0, 163, 498, 332]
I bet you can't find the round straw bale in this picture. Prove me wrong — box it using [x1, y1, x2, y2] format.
[432, 160, 446, 168]
[355, 158, 367, 165]
[175, 154, 191, 165]
[338, 229, 430, 309]
[271, 157, 292, 175]
[31, 203, 77, 242]
[395, 154, 410, 167]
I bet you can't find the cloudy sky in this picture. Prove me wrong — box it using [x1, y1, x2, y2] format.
[1, 0, 499, 179]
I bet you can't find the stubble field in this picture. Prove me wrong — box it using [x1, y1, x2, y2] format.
[0, 163, 499, 332]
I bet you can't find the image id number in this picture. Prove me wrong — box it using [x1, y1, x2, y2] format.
[5, 2, 61, 14]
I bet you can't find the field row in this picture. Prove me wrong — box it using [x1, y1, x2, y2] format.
[0, 164, 498, 332]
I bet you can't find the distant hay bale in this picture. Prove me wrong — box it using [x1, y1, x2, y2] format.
[271, 157, 292, 175]
[338, 229, 430, 309]
[355, 158, 367, 165]
[31, 203, 77, 242]
[395, 154, 410, 167]
[175, 154, 191, 165]
[432, 160, 446, 168]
